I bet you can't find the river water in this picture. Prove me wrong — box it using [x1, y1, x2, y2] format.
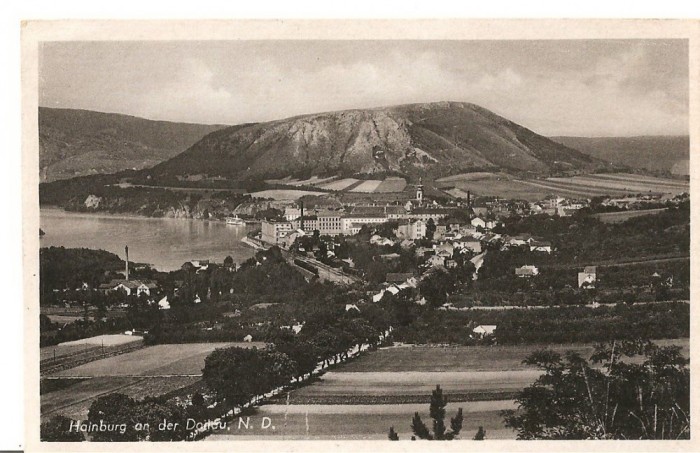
[39, 208, 256, 271]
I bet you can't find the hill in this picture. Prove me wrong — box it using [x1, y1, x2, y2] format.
[145, 102, 608, 182]
[550, 136, 689, 176]
[39, 107, 228, 182]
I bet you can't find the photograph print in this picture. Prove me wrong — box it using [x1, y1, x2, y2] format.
[26, 19, 694, 447]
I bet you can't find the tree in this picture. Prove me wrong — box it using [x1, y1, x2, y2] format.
[408, 385, 463, 440]
[40, 416, 84, 442]
[425, 218, 436, 240]
[388, 426, 399, 440]
[473, 426, 486, 440]
[419, 269, 455, 307]
[87, 393, 141, 441]
[203, 347, 294, 407]
[502, 341, 690, 439]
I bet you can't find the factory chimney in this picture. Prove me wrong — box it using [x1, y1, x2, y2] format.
[125, 245, 129, 281]
[299, 201, 304, 230]
[467, 190, 471, 207]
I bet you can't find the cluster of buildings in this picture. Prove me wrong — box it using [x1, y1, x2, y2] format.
[529, 196, 587, 217]
[262, 185, 472, 246]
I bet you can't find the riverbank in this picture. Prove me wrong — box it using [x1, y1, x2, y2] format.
[40, 208, 256, 272]
[40, 206, 261, 226]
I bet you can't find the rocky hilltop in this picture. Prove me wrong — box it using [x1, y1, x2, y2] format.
[147, 102, 607, 181]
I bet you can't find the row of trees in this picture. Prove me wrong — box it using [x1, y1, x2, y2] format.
[391, 302, 690, 346]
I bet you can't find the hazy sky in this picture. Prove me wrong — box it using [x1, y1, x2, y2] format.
[39, 40, 688, 136]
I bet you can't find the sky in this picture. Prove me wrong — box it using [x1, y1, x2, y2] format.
[39, 39, 688, 137]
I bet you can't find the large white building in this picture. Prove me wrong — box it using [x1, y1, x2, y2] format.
[396, 219, 426, 240]
[261, 220, 293, 245]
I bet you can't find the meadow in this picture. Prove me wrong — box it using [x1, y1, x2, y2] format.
[248, 190, 328, 200]
[593, 208, 669, 223]
[436, 172, 688, 201]
[51, 342, 261, 377]
[42, 342, 264, 422]
[207, 339, 688, 440]
[262, 175, 408, 194]
[208, 401, 515, 440]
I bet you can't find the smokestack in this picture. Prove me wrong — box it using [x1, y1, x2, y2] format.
[467, 190, 471, 207]
[125, 245, 129, 281]
[299, 201, 304, 230]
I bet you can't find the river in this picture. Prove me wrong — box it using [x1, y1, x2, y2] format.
[39, 208, 257, 271]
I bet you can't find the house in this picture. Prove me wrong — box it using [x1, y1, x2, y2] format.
[437, 243, 455, 258]
[386, 285, 401, 296]
[455, 223, 474, 234]
[396, 219, 427, 240]
[472, 206, 489, 217]
[461, 239, 482, 253]
[261, 220, 293, 245]
[282, 323, 304, 334]
[370, 234, 395, 246]
[114, 280, 140, 296]
[578, 266, 597, 288]
[157, 296, 170, 310]
[515, 265, 539, 278]
[243, 334, 253, 342]
[345, 304, 361, 313]
[372, 290, 386, 303]
[529, 240, 553, 254]
[428, 255, 446, 267]
[434, 224, 448, 239]
[471, 217, 486, 228]
[386, 273, 415, 284]
[508, 233, 532, 248]
[415, 246, 434, 257]
[136, 281, 158, 297]
[399, 239, 415, 249]
[472, 325, 497, 337]
[379, 253, 401, 261]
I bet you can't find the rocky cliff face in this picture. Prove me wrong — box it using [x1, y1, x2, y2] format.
[147, 102, 606, 180]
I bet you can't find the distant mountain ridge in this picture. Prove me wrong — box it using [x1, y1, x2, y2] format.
[550, 136, 689, 176]
[39, 107, 228, 182]
[145, 101, 608, 181]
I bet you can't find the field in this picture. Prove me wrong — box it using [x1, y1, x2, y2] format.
[41, 376, 200, 422]
[263, 175, 408, 194]
[265, 176, 339, 187]
[436, 172, 688, 201]
[593, 208, 669, 223]
[42, 342, 264, 422]
[248, 189, 329, 200]
[208, 401, 515, 440]
[317, 178, 359, 191]
[51, 342, 263, 377]
[209, 339, 688, 440]
[436, 173, 555, 201]
[349, 180, 383, 193]
[59, 334, 143, 347]
[374, 177, 408, 193]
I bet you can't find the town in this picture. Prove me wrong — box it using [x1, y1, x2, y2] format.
[39, 174, 690, 439]
[34, 36, 692, 443]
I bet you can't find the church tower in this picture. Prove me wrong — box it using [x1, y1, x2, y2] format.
[416, 178, 424, 206]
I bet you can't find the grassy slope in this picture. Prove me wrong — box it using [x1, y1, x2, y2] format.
[39, 107, 228, 181]
[551, 136, 689, 174]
